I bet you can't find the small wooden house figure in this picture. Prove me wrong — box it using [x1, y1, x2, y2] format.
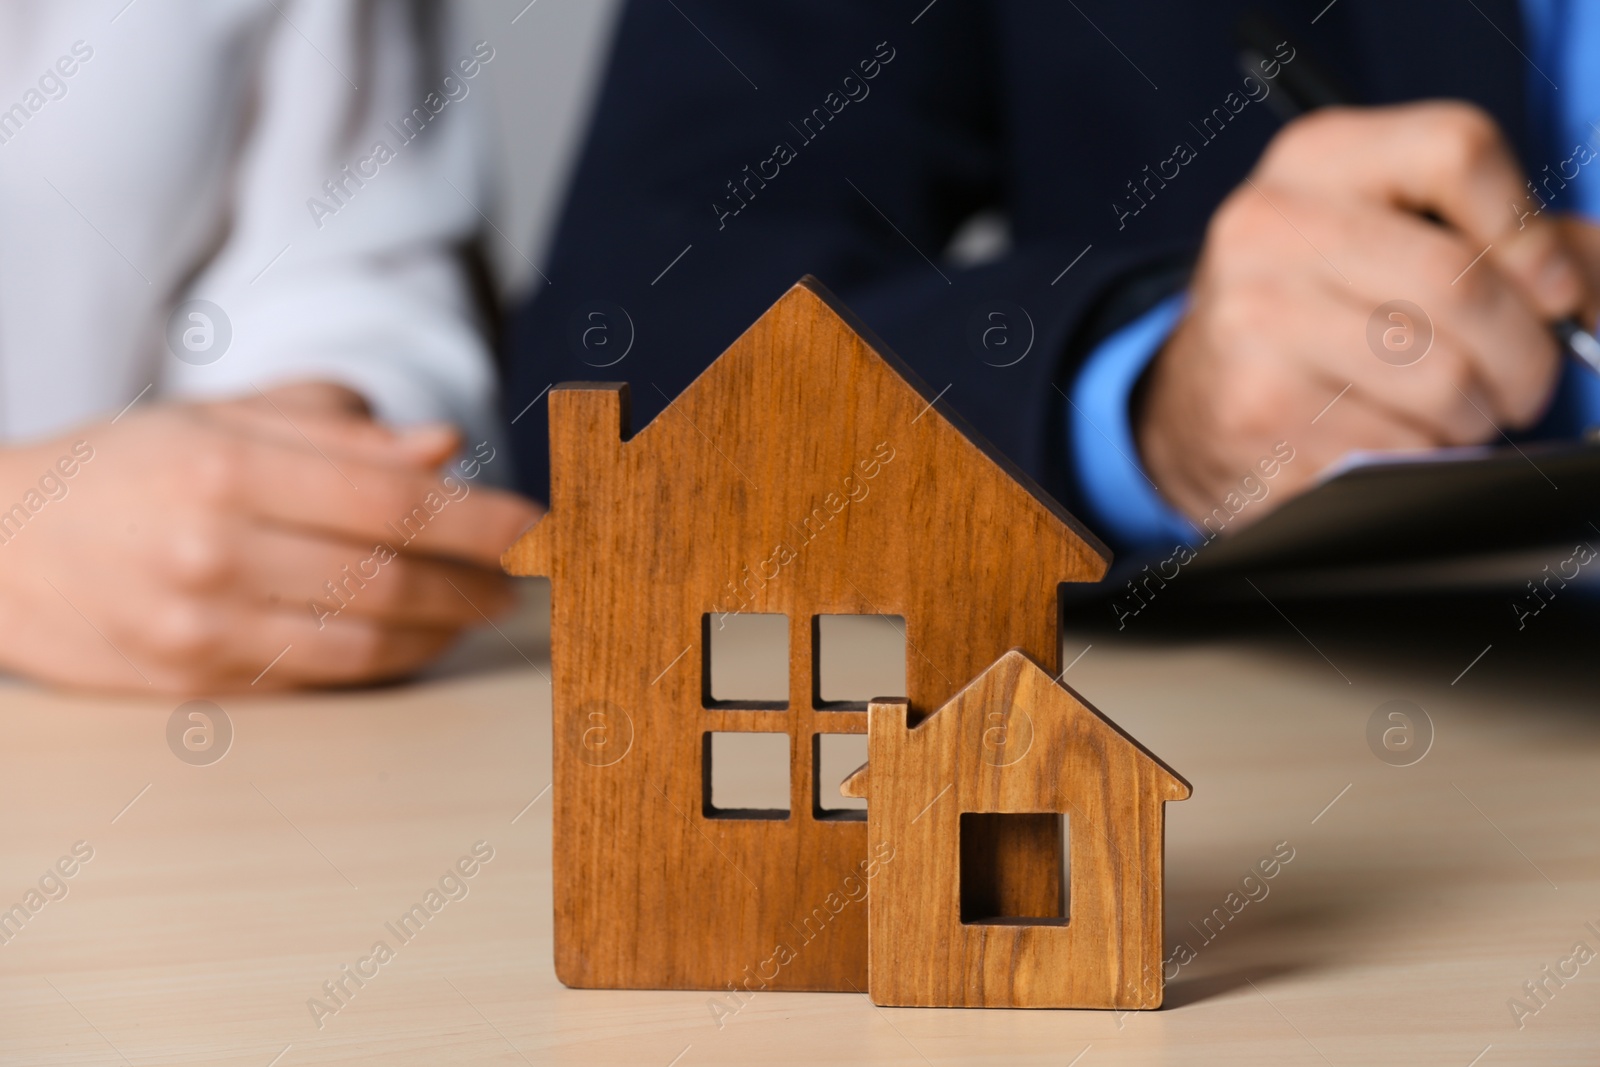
[503, 277, 1187, 1005]
[839, 649, 1191, 1008]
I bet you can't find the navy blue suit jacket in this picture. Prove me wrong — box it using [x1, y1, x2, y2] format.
[503, 0, 1534, 515]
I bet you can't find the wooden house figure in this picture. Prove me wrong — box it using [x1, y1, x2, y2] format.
[503, 277, 1183, 1003]
[839, 649, 1191, 1008]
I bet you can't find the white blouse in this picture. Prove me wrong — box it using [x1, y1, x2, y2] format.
[0, 0, 499, 446]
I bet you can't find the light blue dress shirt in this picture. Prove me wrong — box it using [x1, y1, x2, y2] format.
[1068, 0, 1600, 551]
[1066, 294, 1198, 548]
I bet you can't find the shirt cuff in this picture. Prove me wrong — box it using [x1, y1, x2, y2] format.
[1065, 293, 1197, 551]
[1573, 358, 1600, 434]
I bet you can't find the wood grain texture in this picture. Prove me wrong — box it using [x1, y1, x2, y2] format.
[6, 587, 1600, 1063]
[858, 651, 1190, 1009]
[502, 278, 1109, 992]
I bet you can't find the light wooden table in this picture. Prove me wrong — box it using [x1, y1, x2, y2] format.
[2, 582, 1596, 1065]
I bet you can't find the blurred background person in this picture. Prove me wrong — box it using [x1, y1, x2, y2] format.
[501, 0, 1600, 558]
[0, 0, 539, 693]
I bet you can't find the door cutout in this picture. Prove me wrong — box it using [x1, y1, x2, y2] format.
[959, 812, 1070, 925]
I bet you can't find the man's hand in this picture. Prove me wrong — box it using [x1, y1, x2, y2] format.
[1138, 101, 1589, 527]
[0, 382, 542, 693]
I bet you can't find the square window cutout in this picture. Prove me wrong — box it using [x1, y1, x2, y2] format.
[959, 812, 1070, 925]
[703, 731, 790, 819]
[703, 613, 788, 708]
[813, 614, 906, 709]
[813, 733, 868, 820]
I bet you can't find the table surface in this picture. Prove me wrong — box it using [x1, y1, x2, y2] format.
[2, 581, 1597, 1066]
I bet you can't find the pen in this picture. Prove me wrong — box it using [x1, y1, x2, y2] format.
[1237, 13, 1600, 377]
[1554, 316, 1600, 375]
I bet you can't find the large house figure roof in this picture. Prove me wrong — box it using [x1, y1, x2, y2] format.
[504, 277, 1120, 994]
[503, 276, 1109, 585]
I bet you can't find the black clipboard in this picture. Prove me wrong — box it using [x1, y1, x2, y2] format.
[1183, 439, 1600, 577]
